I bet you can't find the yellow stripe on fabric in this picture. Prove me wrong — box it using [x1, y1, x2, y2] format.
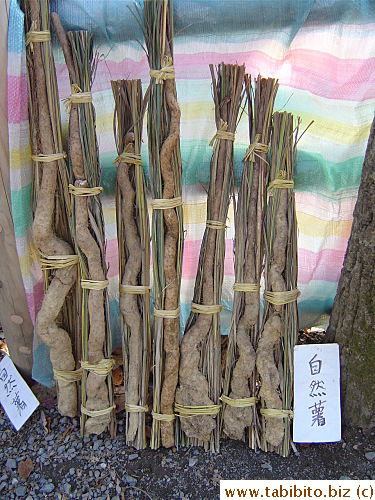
[9, 146, 33, 171]
[182, 203, 235, 226]
[297, 212, 352, 239]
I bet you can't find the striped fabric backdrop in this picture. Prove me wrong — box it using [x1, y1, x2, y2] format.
[7, 0, 375, 386]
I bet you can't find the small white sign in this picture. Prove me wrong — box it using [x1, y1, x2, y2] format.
[293, 343, 341, 443]
[0, 355, 39, 431]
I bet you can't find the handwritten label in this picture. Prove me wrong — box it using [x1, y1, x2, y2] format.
[293, 344, 341, 443]
[0, 355, 39, 431]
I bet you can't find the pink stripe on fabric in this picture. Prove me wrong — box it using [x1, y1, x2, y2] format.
[7, 74, 29, 124]
[298, 247, 344, 284]
[182, 238, 235, 280]
[26, 278, 44, 326]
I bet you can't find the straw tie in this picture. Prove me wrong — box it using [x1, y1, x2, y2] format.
[81, 405, 116, 417]
[31, 152, 67, 163]
[152, 411, 175, 422]
[191, 303, 224, 315]
[125, 403, 148, 413]
[149, 56, 175, 84]
[26, 22, 51, 51]
[119, 284, 151, 295]
[53, 368, 82, 383]
[39, 252, 79, 271]
[81, 279, 109, 291]
[209, 120, 235, 146]
[260, 408, 294, 419]
[268, 170, 294, 193]
[154, 306, 181, 319]
[174, 403, 221, 417]
[233, 282, 260, 293]
[244, 133, 269, 162]
[81, 358, 114, 376]
[69, 184, 103, 197]
[264, 288, 300, 305]
[114, 143, 142, 167]
[64, 84, 92, 113]
[151, 197, 183, 210]
[221, 395, 257, 408]
[206, 220, 226, 230]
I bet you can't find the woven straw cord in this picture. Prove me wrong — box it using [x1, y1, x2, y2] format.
[151, 197, 183, 210]
[152, 411, 175, 422]
[39, 253, 79, 270]
[69, 184, 103, 197]
[260, 408, 294, 419]
[114, 143, 142, 167]
[119, 284, 151, 295]
[149, 55, 175, 84]
[221, 395, 257, 408]
[191, 303, 224, 315]
[154, 306, 181, 319]
[233, 282, 260, 293]
[25, 22, 51, 49]
[53, 368, 82, 383]
[125, 403, 148, 413]
[81, 359, 114, 376]
[174, 403, 221, 417]
[206, 220, 226, 230]
[268, 170, 294, 193]
[81, 279, 109, 291]
[81, 405, 116, 418]
[64, 84, 92, 113]
[31, 152, 67, 163]
[244, 133, 269, 162]
[264, 288, 300, 305]
[209, 120, 235, 146]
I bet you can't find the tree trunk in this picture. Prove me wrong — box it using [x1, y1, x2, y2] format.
[326, 114, 375, 430]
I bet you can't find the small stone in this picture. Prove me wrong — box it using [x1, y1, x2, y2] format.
[6, 458, 17, 470]
[99, 462, 106, 469]
[189, 457, 198, 467]
[64, 483, 71, 495]
[261, 463, 273, 471]
[15, 485, 27, 497]
[0, 483, 7, 493]
[339, 476, 352, 480]
[41, 483, 55, 494]
[69, 468, 75, 476]
[353, 444, 362, 450]
[126, 475, 137, 487]
[365, 452, 375, 461]
[113, 496, 120, 500]
[94, 471, 100, 479]
[1, 474, 7, 481]
[12, 477, 19, 485]
[128, 454, 138, 461]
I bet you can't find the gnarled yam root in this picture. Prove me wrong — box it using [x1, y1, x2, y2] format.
[118, 136, 143, 443]
[158, 76, 181, 448]
[256, 313, 284, 447]
[223, 321, 256, 440]
[75, 181, 110, 435]
[176, 315, 216, 441]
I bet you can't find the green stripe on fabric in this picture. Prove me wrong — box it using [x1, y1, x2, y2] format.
[11, 184, 33, 239]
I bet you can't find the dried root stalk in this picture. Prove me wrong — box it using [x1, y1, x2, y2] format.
[112, 79, 151, 449]
[176, 63, 246, 451]
[52, 15, 114, 435]
[25, 0, 78, 416]
[140, 0, 184, 449]
[223, 76, 278, 444]
[257, 111, 299, 456]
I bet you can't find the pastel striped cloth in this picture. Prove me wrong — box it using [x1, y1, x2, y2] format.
[8, 0, 375, 386]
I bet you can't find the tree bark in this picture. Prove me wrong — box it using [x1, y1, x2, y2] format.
[326, 114, 375, 430]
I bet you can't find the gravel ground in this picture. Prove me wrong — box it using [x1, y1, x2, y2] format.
[0, 385, 374, 499]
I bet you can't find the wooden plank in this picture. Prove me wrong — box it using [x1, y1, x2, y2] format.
[0, 0, 34, 380]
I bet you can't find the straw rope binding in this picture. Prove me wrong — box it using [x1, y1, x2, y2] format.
[31, 152, 67, 163]
[114, 152, 142, 166]
[206, 220, 226, 230]
[153, 306, 181, 319]
[260, 408, 294, 419]
[119, 284, 151, 295]
[221, 395, 257, 408]
[81, 359, 114, 376]
[174, 403, 221, 416]
[268, 179, 294, 192]
[53, 368, 82, 383]
[63, 84, 92, 112]
[25, 21, 51, 50]
[152, 412, 175, 422]
[233, 282, 260, 293]
[125, 403, 148, 413]
[39, 253, 79, 270]
[69, 184, 103, 197]
[264, 289, 300, 305]
[209, 120, 235, 146]
[81, 279, 109, 291]
[81, 405, 116, 417]
[149, 55, 175, 84]
[151, 197, 183, 210]
[190, 303, 224, 315]
[243, 133, 269, 162]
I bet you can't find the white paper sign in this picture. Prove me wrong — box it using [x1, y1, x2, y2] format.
[293, 343, 341, 443]
[0, 355, 39, 431]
